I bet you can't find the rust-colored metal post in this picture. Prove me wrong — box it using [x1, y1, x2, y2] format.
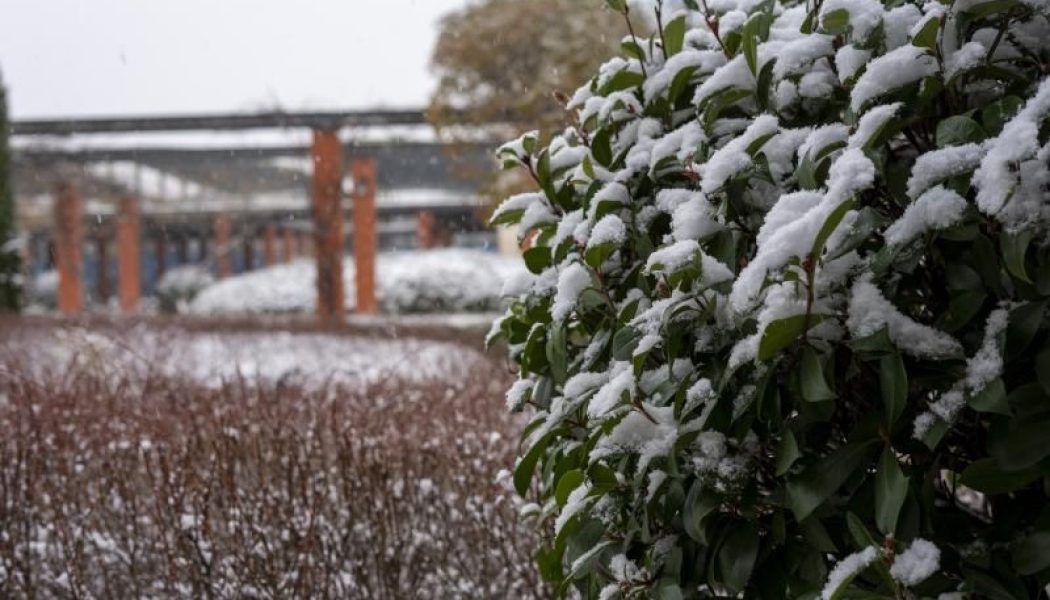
[351, 158, 378, 315]
[95, 236, 111, 303]
[117, 196, 141, 313]
[417, 210, 436, 250]
[263, 224, 278, 267]
[311, 130, 345, 320]
[54, 183, 83, 315]
[282, 227, 295, 262]
[214, 214, 232, 278]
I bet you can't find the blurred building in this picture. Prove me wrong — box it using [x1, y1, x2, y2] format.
[10, 110, 500, 311]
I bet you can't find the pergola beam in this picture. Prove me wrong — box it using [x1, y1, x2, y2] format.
[11, 109, 429, 136]
[12, 140, 495, 163]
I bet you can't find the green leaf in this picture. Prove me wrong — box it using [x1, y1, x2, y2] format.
[599, 69, 645, 95]
[668, 66, 698, 105]
[621, 39, 645, 61]
[1038, 344, 1050, 394]
[546, 322, 568, 384]
[918, 418, 949, 451]
[742, 14, 761, 75]
[875, 447, 908, 535]
[683, 479, 719, 543]
[563, 519, 605, 579]
[968, 379, 1010, 415]
[981, 95, 1023, 136]
[555, 469, 586, 507]
[959, 458, 1040, 494]
[756, 58, 776, 111]
[846, 512, 878, 550]
[776, 430, 801, 476]
[786, 441, 877, 521]
[989, 414, 1050, 471]
[803, 516, 840, 553]
[523, 246, 551, 274]
[612, 326, 641, 361]
[591, 127, 613, 167]
[800, 347, 836, 402]
[849, 326, 894, 357]
[911, 16, 940, 49]
[605, 0, 627, 11]
[879, 352, 907, 426]
[588, 462, 619, 492]
[655, 581, 685, 600]
[489, 208, 525, 227]
[936, 115, 986, 148]
[942, 290, 987, 332]
[1012, 531, 1050, 575]
[718, 523, 759, 592]
[811, 199, 854, 260]
[514, 433, 551, 495]
[585, 242, 616, 270]
[758, 314, 827, 361]
[536, 544, 564, 583]
[1006, 300, 1046, 360]
[1001, 229, 1033, 284]
[663, 14, 687, 57]
[820, 8, 850, 34]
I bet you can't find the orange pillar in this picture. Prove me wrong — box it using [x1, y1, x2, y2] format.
[117, 197, 141, 312]
[311, 130, 345, 320]
[282, 228, 295, 262]
[54, 183, 83, 315]
[417, 210, 436, 250]
[214, 214, 232, 278]
[263, 224, 278, 267]
[351, 158, 378, 315]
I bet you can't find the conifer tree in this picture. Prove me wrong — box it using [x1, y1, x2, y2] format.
[0, 71, 22, 312]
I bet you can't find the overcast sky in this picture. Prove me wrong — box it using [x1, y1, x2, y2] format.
[0, 0, 470, 119]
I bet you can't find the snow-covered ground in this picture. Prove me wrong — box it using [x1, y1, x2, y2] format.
[190, 248, 525, 315]
[1, 322, 491, 389]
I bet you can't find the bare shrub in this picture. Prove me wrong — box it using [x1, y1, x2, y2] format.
[0, 344, 544, 599]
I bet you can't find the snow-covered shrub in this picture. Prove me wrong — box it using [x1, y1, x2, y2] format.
[28, 269, 58, 309]
[0, 327, 544, 598]
[490, 0, 1050, 597]
[155, 265, 215, 313]
[189, 250, 524, 315]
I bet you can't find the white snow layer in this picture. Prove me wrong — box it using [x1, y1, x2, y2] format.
[890, 539, 940, 587]
[847, 275, 962, 358]
[822, 546, 880, 600]
[883, 185, 968, 246]
[190, 249, 524, 315]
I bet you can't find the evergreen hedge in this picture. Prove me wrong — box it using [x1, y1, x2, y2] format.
[490, 0, 1050, 597]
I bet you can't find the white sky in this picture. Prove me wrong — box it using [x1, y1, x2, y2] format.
[0, 0, 470, 119]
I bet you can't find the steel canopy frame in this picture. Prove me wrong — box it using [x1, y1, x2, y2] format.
[11, 109, 429, 136]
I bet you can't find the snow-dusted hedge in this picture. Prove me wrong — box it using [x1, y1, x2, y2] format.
[156, 265, 216, 313]
[490, 0, 1050, 597]
[190, 249, 524, 315]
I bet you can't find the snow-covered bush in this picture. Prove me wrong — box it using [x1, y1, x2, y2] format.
[155, 265, 215, 313]
[28, 269, 58, 309]
[490, 0, 1050, 597]
[189, 249, 524, 315]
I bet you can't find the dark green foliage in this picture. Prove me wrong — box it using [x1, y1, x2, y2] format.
[0, 72, 22, 312]
[491, 0, 1050, 597]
